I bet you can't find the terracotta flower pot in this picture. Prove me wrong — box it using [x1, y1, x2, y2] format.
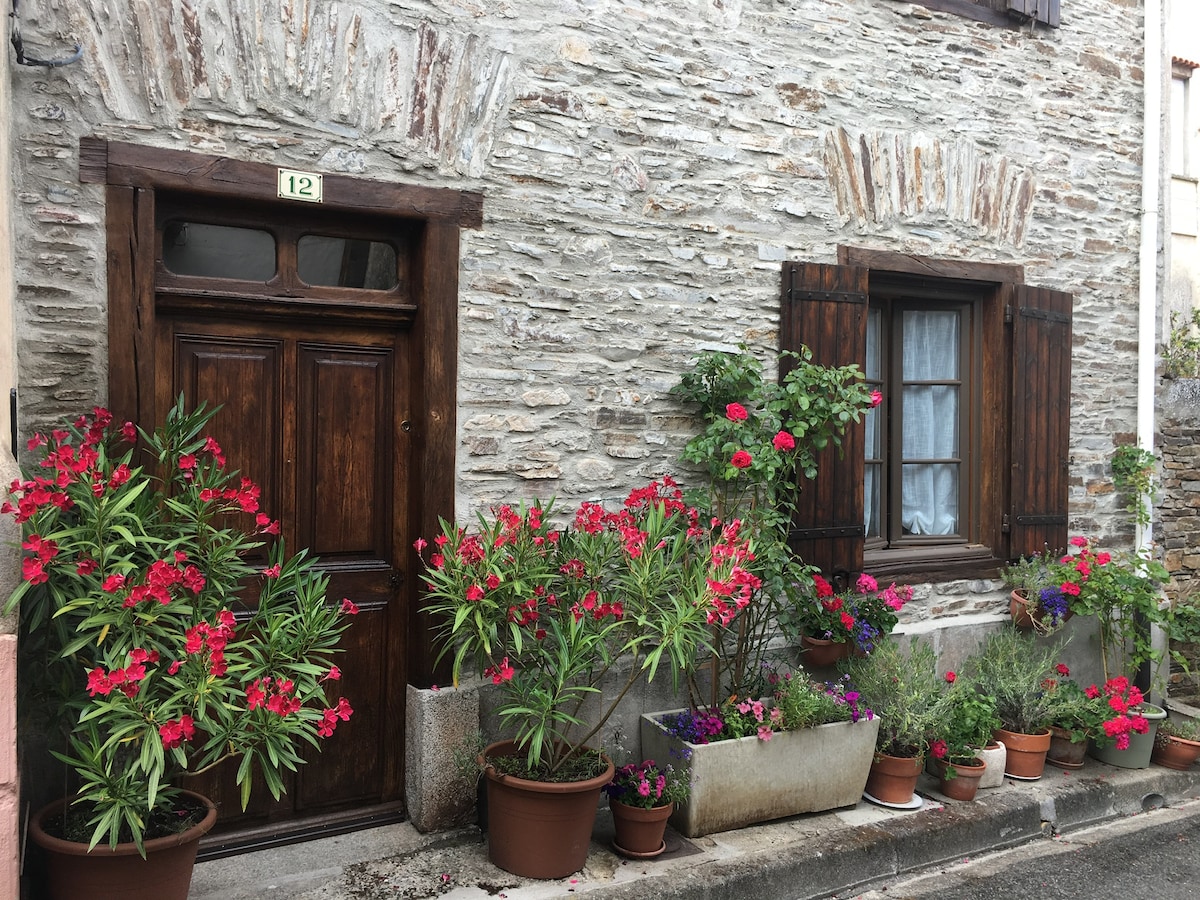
[800, 634, 854, 668]
[935, 757, 986, 802]
[1009, 590, 1074, 631]
[610, 800, 672, 858]
[864, 752, 923, 804]
[994, 727, 1052, 780]
[1152, 733, 1200, 770]
[481, 740, 614, 879]
[1046, 725, 1088, 769]
[29, 790, 217, 900]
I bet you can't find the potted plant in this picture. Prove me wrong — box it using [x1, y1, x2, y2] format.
[845, 638, 943, 806]
[3, 401, 356, 900]
[1058, 536, 1169, 681]
[965, 629, 1060, 780]
[1041, 663, 1098, 768]
[1086, 675, 1167, 769]
[1151, 718, 1200, 770]
[928, 672, 1000, 801]
[603, 759, 689, 858]
[999, 547, 1073, 633]
[670, 345, 877, 706]
[639, 669, 878, 836]
[418, 477, 757, 878]
[784, 571, 912, 665]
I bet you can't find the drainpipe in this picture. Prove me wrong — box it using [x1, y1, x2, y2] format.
[1138, 0, 1163, 551]
[1139, 0, 1164, 698]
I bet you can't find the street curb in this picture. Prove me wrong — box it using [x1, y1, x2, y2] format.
[569, 765, 1200, 900]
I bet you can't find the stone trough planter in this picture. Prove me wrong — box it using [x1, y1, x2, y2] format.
[640, 710, 880, 837]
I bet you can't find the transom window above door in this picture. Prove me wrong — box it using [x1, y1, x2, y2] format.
[156, 194, 417, 306]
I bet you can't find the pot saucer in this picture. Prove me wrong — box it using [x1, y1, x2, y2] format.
[1045, 757, 1085, 770]
[1004, 771, 1043, 781]
[612, 839, 666, 860]
[862, 791, 923, 810]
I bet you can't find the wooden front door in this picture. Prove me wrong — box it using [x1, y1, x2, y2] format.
[89, 138, 479, 846]
[156, 199, 413, 835]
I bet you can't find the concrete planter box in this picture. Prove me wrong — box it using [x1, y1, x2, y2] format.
[640, 710, 880, 837]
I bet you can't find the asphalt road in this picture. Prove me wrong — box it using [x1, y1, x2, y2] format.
[848, 800, 1200, 900]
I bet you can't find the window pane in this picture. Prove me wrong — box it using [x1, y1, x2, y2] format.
[297, 235, 399, 289]
[902, 310, 959, 380]
[866, 307, 882, 380]
[902, 385, 959, 458]
[901, 463, 959, 535]
[162, 221, 276, 281]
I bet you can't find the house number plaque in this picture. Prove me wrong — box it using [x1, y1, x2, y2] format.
[277, 168, 323, 203]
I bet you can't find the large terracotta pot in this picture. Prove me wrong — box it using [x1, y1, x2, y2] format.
[610, 800, 672, 858]
[1152, 733, 1200, 770]
[935, 757, 986, 802]
[29, 790, 217, 900]
[481, 740, 614, 879]
[1088, 703, 1167, 769]
[1046, 725, 1088, 769]
[864, 752, 923, 804]
[994, 727, 1052, 779]
[800, 634, 854, 668]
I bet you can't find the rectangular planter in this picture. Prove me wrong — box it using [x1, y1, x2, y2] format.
[640, 710, 880, 837]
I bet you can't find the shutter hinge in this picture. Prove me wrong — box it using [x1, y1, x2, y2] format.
[1002, 514, 1011, 533]
[1004, 305, 1013, 324]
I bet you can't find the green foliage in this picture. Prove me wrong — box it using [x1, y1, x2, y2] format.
[1111, 443, 1157, 528]
[1063, 537, 1169, 682]
[670, 345, 876, 704]
[1157, 717, 1200, 743]
[4, 399, 354, 855]
[964, 629, 1061, 734]
[1162, 308, 1200, 379]
[418, 478, 759, 778]
[932, 674, 1001, 768]
[845, 638, 944, 757]
[1042, 672, 1103, 744]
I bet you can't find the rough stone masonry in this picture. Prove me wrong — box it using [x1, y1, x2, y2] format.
[8, 0, 1148, 623]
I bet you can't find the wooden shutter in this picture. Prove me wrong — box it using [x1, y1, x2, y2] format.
[780, 262, 868, 579]
[1008, 0, 1060, 26]
[1008, 284, 1072, 558]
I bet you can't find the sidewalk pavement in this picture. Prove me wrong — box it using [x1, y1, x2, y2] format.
[189, 761, 1200, 900]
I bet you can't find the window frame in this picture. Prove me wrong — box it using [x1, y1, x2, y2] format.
[866, 289, 979, 552]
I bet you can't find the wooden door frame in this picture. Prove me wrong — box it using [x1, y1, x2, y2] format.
[80, 136, 479, 685]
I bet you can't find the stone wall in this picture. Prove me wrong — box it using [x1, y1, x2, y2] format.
[1158, 378, 1200, 588]
[7, 0, 1147, 562]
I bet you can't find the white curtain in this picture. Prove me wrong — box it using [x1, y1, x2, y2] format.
[900, 311, 959, 536]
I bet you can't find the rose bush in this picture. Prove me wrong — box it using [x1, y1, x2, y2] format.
[671, 345, 877, 705]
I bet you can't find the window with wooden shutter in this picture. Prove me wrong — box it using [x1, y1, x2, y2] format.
[780, 250, 1071, 583]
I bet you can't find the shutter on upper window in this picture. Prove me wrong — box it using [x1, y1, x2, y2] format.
[1007, 0, 1060, 27]
[1008, 284, 1072, 559]
[780, 262, 868, 580]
